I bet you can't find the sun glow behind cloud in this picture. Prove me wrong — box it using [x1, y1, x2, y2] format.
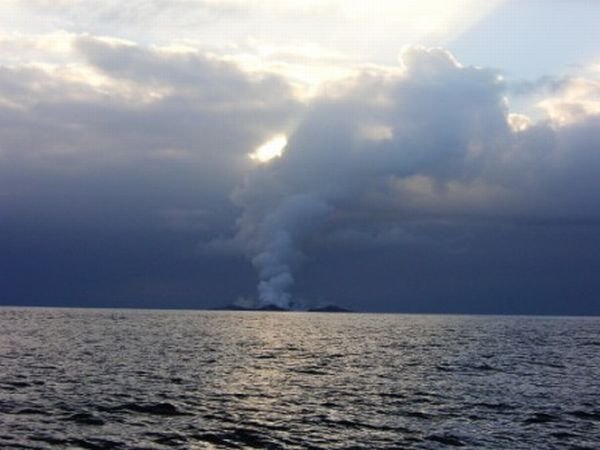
[222, 0, 504, 92]
[249, 134, 288, 163]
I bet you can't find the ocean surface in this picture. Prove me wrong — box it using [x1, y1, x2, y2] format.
[1, 308, 599, 449]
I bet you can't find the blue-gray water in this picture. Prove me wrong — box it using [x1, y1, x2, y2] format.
[1, 308, 599, 449]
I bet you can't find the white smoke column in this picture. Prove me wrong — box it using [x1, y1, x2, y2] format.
[250, 193, 330, 308]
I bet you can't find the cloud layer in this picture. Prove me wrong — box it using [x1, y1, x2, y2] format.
[1, 33, 600, 312]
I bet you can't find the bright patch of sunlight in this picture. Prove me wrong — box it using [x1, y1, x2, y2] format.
[249, 134, 288, 163]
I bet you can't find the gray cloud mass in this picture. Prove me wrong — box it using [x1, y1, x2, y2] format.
[1, 40, 599, 312]
[229, 47, 600, 307]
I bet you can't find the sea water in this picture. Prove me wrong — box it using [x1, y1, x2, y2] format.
[1, 308, 599, 449]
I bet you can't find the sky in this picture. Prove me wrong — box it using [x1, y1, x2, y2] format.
[1, 0, 600, 314]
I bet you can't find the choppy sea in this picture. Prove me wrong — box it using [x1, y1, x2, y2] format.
[1, 307, 599, 449]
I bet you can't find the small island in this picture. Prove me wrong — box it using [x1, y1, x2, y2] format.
[213, 303, 353, 313]
[307, 305, 353, 313]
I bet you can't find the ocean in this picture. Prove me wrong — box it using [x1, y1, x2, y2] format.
[1, 307, 599, 449]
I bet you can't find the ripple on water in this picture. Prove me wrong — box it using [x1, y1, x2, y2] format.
[102, 402, 190, 416]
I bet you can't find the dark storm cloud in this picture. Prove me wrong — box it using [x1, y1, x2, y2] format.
[0, 36, 300, 307]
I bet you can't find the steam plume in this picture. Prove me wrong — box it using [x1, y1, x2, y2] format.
[248, 194, 330, 308]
